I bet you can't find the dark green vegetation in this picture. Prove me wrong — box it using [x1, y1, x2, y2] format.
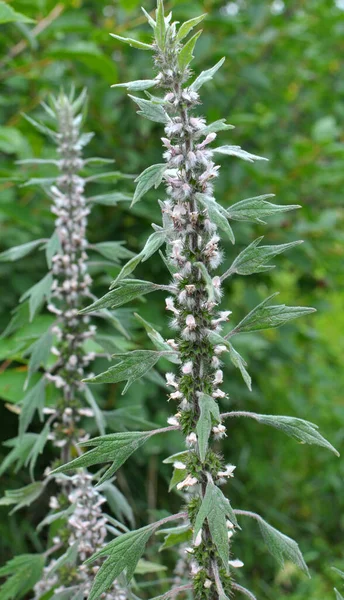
[0, 1, 343, 599]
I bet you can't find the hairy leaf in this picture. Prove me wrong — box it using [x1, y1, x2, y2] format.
[226, 238, 302, 277]
[196, 193, 235, 243]
[176, 14, 207, 42]
[334, 591, 344, 600]
[155, 0, 166, 49]
[92, 241, 134, 264]
[19, 377, 46, 438]
[158, 524, 192, 551]
[80, 280, 162, 313]
[129, 95, 169, 123]
[196, 393, 221, 462]
[178, 30, 202, 71]
[0, 2, 35, 24]
[199, 119, 234, 136]
[227, 194, 301, 224]
[45, 231, 61, 268]
[0, 482, 44, 514]
[0, 554, 45, 600]
[191, 57, 225, 91]
[134, 313, 179, 362]
[228, 344, 252, 391]
[84, 386, 106, 436]
[111, 79, 157, 91]
[25, 329, 53, 387]
[0, 434, 38, 476]
[231, 294, 316, 335]
[20, 273, 53, 321]
[87, 192, 132, 206]
[26, 422, 51, 478]
[109, 34, 153, 50]
[214, 145, 268, 163]
[0, 239, 44, 262]
[133, 163, 166, 206]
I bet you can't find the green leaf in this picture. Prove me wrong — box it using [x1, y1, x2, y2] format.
[163, 450, 189, 464]
[191, 57, 225, 91]
[194, 483, 237, 571]
[109, 34, 153, 50]
[178, 30, 202, 71]
[86, 523, 159, 599]
[141, 228, 167, 261]
[88, 192, 132, 206]
[84, 350, 170, 394]
[0, 434, 38, 476]
[236, 511, 309, 576]
[196, 393, 221, 462]
[231, 294, 316, 335]
[333, 568, 344, 581]
[25, 422, 51, 478]
[228, 344, 252, 391]
[176, 13, 207, 42]
[20, 273, 53, 321]
[240, 413, 339, 456]
[52, 431, 152, 484]
[155, 0, 166, 49]
[80, 280, 163, 313]
[0, 2, 34, 24]
[134, 313, 179, 362]
[196, 193, 235, 243]
[232, 583, 257, 600]
[92, 242, 134, 264]
[135, 559, 167, 574]
[142, 7, 156, 28]
[226, 238, 302, 277]
[0, 239, 44, 262]
[133, 163, 166, 206]
[129, 95, 169, 123]
[0, 482, 44, 514]
[84, 386, 106, 436]
[198, 119, 234, 136]
[100, 482, 134, 526]
[111, 79, 157, 91]
[169, 467, 187, 491]
[334, 590, 344, 600]
[0, 554, 45, 600]
[214, 145, 268, 162]
[45, 231, 61, 268]
[227, 194, 301, 224]
[158, 524, 192, 551]
[25, 328, 53, 387]
[19, 377, 46, 438]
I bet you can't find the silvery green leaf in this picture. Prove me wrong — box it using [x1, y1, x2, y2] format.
[0, 553, 45, 600]
[19, 377, 46, 438]
[228, 343, 252, 391]
[101, 482, 134, 526]
[129, 95, 169, 123]
[24, 328, 53, 387]
[0, 434, 38, 476]
[178, 30, 202, 71]
[235, 510, 309, 576]
[52, 431, 153, 484]
[84, 386, 106, 436]
[92, 241, 134, 264]
[22, 114, 57, 140]
[88, 192, 132, 206]
[109, 33, 153, 50]
[86, 523, 159, 599]
[230, 293, 316, 335]
[335, 591, 344, 600]
[45, 231, 61, 268]
[194, 482, 237, 570]
[20, 273, 53, 321]
[37, 502, 76, 532]
[196, 193, 235, 243]
[238, 413, 339, 456]
[214, 145, 268, 162]
[227, 194, 301, 224]
[133, 163, 166, 206]
[22, 177, 56, 187]
[196, 393, 221, 462]
[0, 482, 44, 514]
[191, 57, 225, 91]
[226, 238, 302, 277]
[0, 239, 44, 262]
[142, 7, 156, 28]
[80, 280, 163, 313]
[176, 13, 207, 42]
[111, 254, 144, 285]
[155, 0, 166, 49]
[84, 350, 170, 393]
[333, 568, 344, 581]
[195, 262, 215, 302]
[198, 119, 234, 136]
[141, 228, 167, 261]
[134, 313, 179, 362]
[47, 542, 79, 577]
[25, 422, 50, 479]
[232, 583, 257, 600]
[111, 80, 157, 91]
[135, 560, 167, 574]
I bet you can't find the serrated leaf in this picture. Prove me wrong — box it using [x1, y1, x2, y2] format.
[80, 280, 162, 314]
[176, 13, 207, 42]
[0, 434, 38, 476]
[84, 350, 169, 394]
[92, 242, 134, 264]
[243, 413, 339, 456]
[227, 194, 301, 224]
[214, 145, 268, 163]
[196, 193, 235, 243]
[134, 313, 179, 362]
[0, 239, 44, 262]
[226, 238, 302, 277]
[158, 524, 192, 551]
[19, 377, 46, 438]
[231, 294, 316, 335]
[112, 79, 157, 91]
[228, 343, 252, 391]
[191, 57, 225, 91]
[129, 95, 169, 123]
[88, 192, 132, 206]
[178, 30, 202, 71]
[0, 554, 45, 600]
[196, 393, 221, 462]
[199, 119, 234, 136]
[133, 163, 166, 206]
[194, 483, 237, 571]
[109, 34, 153, 51]
[25, 328, 53, 387]
[86, 523, 158, 599]
[236, 511, 309, 576]
[20, 273, 53, 321]
[52, 431, 152, 484]
[0, 482, 44, 514]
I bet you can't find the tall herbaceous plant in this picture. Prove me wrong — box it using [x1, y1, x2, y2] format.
[0, 90, 132, 600]
[54, 5, 338, 600]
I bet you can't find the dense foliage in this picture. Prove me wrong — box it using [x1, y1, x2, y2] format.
[0, 1, 343, 599]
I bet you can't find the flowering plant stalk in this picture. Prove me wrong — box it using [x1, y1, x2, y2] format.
[0, 90, 133, 600]
[54, 4, 338, 600]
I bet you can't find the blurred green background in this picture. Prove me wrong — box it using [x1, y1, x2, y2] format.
[0, 0, 344, 598]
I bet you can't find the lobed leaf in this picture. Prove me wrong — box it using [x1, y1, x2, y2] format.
[0, 239, 44, 262]
[0, 554, 45, 600]
[198, 119, 234, 137]
[0, 482, 44, 514]
[133, 163, 166, 206]
[129, 95, 170, 123]
[196, 193, 235, 243]
[19, 377, 46, 438]
[109, 33, 153, 50]
[196, 393, 221, 462]
[20, 273, 53, 321]
[226, 238, 302, 277]
[228, 343, 252, 391]
[176, 14, 207, 42]
[227, 194, 301, 224]
[191, 57, 225, 91]
[80, 280, 162, 313]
